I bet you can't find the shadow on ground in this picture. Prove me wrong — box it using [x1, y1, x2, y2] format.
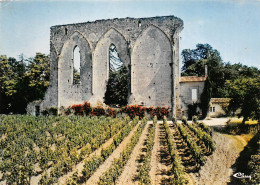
[228, 131, 260, 185]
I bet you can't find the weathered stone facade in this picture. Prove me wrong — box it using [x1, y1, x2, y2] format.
[36, 16, 205, 118]
[179, 76, 207, 116]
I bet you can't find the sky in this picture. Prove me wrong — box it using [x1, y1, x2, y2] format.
[0, 0, 260, 68]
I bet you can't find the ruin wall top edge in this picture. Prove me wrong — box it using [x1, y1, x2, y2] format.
[50, 15, 183, 29]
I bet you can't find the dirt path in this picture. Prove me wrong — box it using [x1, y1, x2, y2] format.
[203, 118, 229, 127]
[177, 118, 229, 128]
[116, 121, 152, 185]
[150, 121, 172, 185]
[190, 132, 241, 185]
[85, 121, 141, 185]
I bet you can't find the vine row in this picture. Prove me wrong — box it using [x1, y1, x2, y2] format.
[0, 115, 130, 184]
[177, 123, 206, 168]
[163, 116, 188, 185]
[137, 116, 156, 184]
[97, 118, 147, 184]
[186, 122, 215, 153]
[66, 117, 140, 184]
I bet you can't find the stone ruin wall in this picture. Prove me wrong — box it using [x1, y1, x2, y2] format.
[41, 16, 184, 116]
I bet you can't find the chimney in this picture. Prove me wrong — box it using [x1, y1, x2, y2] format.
[205, 65, 208, 76]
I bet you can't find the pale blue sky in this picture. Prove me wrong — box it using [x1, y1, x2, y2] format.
[0, 0, 259, 68]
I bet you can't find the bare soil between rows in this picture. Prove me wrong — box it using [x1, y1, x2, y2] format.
[85, 121, 141, 185]
[150, 121, 172, 185]
[116, 121, 152, 185]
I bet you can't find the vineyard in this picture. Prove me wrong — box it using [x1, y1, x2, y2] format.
[0, 114, 215, 185]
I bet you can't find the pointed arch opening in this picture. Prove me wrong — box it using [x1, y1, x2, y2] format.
[104, 44, 129, 107]
[130, 25, 172, 107]
[73, 46, 80, 84]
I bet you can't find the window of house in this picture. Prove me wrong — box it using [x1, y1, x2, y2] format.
[210, 106, 215, 112]
[192, 88, 198, 102]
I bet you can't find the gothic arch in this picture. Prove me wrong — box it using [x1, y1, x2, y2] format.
[130, 25, 173, 107]
[50, 40, 59, 56]
[73, 30, 94, 52]
[92, 28, 130, 100]
[58, 31, 92, 107]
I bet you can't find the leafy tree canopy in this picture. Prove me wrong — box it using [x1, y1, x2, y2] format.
[226, 77, 260, 123]
[182, 43, 260, 121]
[104, 44, 129, 107]
[181, 43, 259, 98]
[0, 53, 50, 114]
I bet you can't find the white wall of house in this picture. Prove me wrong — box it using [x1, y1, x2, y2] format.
[208, 103, 225, 117]
[180, 81, 205, 117]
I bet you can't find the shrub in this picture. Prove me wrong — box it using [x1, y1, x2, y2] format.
[121, 105, 145, 119]
[64, 106, 73, 115]
[71, 104, 84, 116]
[49, 107, 58, 115]
[226, 119, 260, 135]
[181, 116, 188, 124]
[145, 106, 170, 119]
[188, 103, 199, 120]
[65, 103, 169, 119]
[146, 107, 154, 115]
[41, 109, 49, 116]
[106, 107, 117, 117]
[41, 107, 58, 116]
[91, 106, 106, 116]
[83, 102, 92, 116]
[192, 116, 198, 124]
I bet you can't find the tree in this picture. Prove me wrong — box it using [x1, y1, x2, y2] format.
[199, 77, 212, 119]
[181, 43, 260, 100]
[0, 53, 50, 114]
[24, 53, 50, 99]
[104, 44, 129, 107]
[104, 65, 128, 106]
[73, 68, 80, 84]
[0, 56, 21, 113]
[181, 44, 222, 76]
[227, 77, 260, 123]
[181, 44, 225, 98]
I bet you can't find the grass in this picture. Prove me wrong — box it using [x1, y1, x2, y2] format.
[223, 134, 254, 153]
[225, 118, 259, 135]
[228, 118, 258, 125]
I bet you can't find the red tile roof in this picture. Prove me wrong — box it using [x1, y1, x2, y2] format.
[211, 98, 231, 104]
[180, 76, 207, 82]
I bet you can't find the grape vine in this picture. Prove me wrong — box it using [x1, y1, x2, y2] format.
[163, 116, 188, 185]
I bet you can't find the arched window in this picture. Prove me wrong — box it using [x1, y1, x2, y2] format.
[109, 44, 123, 72]
[73, 46, 80, 84]
[138, 20, 141, 27]
[104, 44, 128, 106]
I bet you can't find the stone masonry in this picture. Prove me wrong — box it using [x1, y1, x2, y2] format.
[37, 15, 205, 117]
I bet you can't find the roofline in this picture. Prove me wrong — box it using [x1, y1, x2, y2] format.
[179, 76, 207, 83]
[50, 15, 183, 29]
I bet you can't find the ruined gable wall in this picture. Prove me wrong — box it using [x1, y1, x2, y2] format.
[42, 16, 183, 113]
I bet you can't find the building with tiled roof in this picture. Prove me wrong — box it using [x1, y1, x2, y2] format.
[208, 98, 231, 117]
[178, 75, 207, 118]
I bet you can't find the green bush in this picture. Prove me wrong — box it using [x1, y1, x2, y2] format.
[181, 116, 187, 124]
